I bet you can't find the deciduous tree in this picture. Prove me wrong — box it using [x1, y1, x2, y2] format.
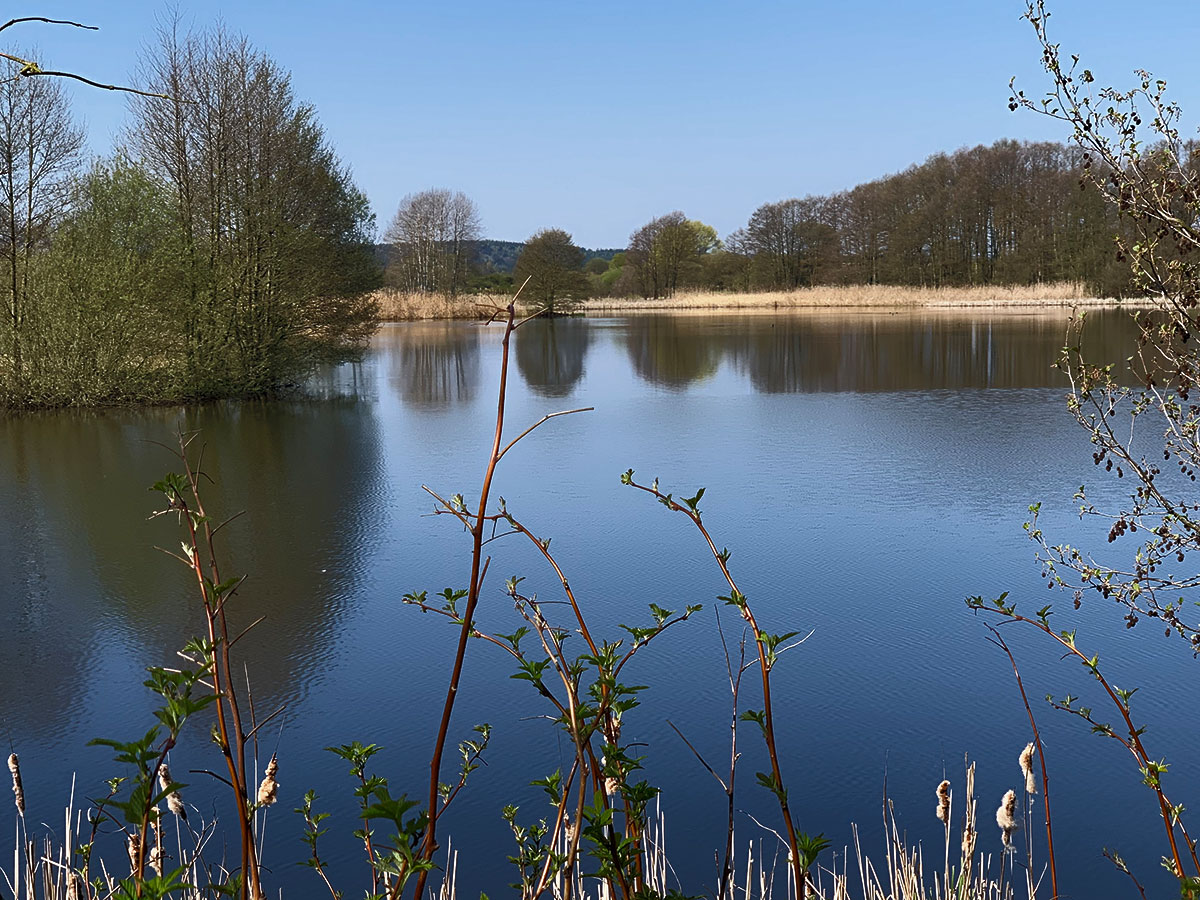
[385, 188, 480, 296]
[132, 23, 379, 398]
[627, 212, 714, 299]
[0, 51, 83, 398]
[512, 227, 588, 313]
[741, 197, 838, 289]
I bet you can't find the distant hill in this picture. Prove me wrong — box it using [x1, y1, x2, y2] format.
[374, 240, 623, 275]
[474, 240, 523, 273]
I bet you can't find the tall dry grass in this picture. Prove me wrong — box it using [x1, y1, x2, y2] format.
[372, 288, 501, 321]
[374, 282, 1120, 323]
[4, 728, 1042, 900]
[578, 282, 1103, 313]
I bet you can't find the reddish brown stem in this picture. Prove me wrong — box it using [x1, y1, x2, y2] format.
[992, 611, 1196, 879]
[625, 480, 807, 898]
[174, 442, 262, 900]
[412, 302, 518, 900]
[984, 625, 1058, 899]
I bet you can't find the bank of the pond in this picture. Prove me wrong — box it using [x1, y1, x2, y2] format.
[374, 282, 1134, 322]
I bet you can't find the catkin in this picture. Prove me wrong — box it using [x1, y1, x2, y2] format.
[7, 753, 24, 815]
[996, 789, 1017, 849]
[1019, 742, 1037, 795]
[257, 754, 278, 807]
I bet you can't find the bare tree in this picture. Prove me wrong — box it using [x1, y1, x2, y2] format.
[385, 188, 480, 295]
[0, 48, 83, 394]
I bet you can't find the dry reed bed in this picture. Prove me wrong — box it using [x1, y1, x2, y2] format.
[5, 751, 1042, 900]
[372, 288, 498, 321]
[577, 282, 1101, 313]
[374, 282, 1131, 324]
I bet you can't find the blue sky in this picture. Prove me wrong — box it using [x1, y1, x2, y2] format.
[15, 1, 1200, 248]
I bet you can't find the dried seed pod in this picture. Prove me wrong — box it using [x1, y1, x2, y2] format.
[1019, 743, 1037, 796]
[7, 753, 24, 815]
[148, 820, 164, 876]
[996, 789, 1017, 849]
[126, 833, 142, 875]
[935, 779, 951, 824]
[158, 762, 187, 821]
[257, 754, 279, 807]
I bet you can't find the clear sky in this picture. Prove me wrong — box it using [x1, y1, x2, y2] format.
[14, 1, 1200, 248]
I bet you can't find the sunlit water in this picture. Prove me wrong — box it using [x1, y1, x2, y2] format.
[2, 309, 1194, 897]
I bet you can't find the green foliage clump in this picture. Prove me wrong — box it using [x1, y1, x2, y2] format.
[0, 26, 381, 409]
[513, 228, 590, 313]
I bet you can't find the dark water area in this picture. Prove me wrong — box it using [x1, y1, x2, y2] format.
[2, 308, 1194, 898]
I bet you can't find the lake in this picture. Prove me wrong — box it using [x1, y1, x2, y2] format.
[2, 308, 1195, 898]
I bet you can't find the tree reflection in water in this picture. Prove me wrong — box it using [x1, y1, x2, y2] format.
[515, 317, 592, 397]
[623, 316, 723, 389]
[384, 321, 482, 407]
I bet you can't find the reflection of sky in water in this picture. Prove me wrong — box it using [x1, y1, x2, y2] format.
[1, 309, 1189, 900]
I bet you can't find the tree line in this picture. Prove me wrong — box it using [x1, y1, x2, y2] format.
[0, 14, 1138, 409]
[387, 138, 1133, 309]
[0, 24, 380, 408]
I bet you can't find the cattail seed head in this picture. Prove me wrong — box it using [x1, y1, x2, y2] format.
[148, 820, 164, 876]
[257, 754, 278, 807]
[996, 789, 1017, 849]
[126, 833, 142, 875]
[1019, 743, 1037, 795]
[935, 780, 951, 824]
[7, 753, 24, 816]
[158, 762, 187, 821]
[148, 841, 164, 876]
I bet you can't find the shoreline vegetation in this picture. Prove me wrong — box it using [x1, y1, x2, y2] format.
[373, 280, 1129, 322]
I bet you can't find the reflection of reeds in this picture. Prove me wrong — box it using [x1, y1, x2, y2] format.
[580, 282, 1105, 312]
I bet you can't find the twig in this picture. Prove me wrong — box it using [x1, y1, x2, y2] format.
[495, 407, 594, 463]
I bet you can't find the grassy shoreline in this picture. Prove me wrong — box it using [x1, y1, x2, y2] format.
[373, 281, 1130, 322]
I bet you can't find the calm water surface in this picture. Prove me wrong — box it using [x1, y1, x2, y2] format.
[2, 309, 1194, 897]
